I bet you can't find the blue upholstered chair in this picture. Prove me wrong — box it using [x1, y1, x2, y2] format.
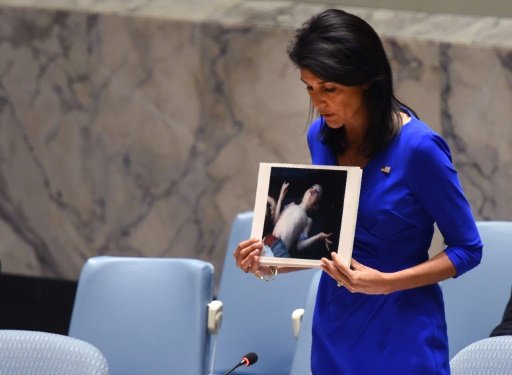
[289, 270, 322, 375]
[443, 221, 512, 358]
[209, 211, 318, 375]
[450, 336, 512, 374]
[0, 329, 109, 374]
[68, 256, 214, 375]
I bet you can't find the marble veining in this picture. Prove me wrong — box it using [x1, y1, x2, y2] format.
[0, 0, 511, 282]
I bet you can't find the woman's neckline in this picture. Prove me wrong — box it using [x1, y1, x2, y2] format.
[335, 111, 413, 169]
[400, 111, 411, 127]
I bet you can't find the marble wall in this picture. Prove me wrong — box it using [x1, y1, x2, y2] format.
[0, 0, 511, 282]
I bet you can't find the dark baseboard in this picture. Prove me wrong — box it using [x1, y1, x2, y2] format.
[0, 273, 77, 335]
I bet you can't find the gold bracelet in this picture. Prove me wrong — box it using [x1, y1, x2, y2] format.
[255, 266, 278, 282]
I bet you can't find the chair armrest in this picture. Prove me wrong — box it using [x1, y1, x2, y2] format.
[208, 300, 224, 334]
[291, 308, 305, 339]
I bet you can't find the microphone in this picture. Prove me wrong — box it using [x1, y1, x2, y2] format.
[224, 352, 258, 375]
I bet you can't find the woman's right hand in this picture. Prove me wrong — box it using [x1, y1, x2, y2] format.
[233, 238, 263, 274]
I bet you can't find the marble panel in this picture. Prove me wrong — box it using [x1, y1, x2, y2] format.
[0, 8, 210, 278]
[0, 1, 511, 281]
[439, 44, 512, 220]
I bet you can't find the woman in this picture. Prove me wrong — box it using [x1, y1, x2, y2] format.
[233, 9, 482, 374]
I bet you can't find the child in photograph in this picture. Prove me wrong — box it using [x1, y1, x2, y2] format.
[263, 182, 332, 257]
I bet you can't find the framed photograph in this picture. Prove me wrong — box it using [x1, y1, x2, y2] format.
[252, 163, 362, 268]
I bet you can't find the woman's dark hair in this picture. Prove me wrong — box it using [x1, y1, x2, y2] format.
[288, 9, 415, 157]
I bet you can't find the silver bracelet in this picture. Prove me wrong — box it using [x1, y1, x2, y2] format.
[255, 266, 278, 282]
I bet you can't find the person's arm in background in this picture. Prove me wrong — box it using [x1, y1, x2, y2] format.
[490, 287, 512, 336]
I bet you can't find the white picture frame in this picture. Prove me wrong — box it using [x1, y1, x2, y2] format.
[251, 163, 362, 268]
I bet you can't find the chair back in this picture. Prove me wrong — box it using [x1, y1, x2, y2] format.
[450, 336, 512, 374]
[210, 211, 318, 375]
[69, 256, 214, 375]
[290, 270, 322, 375]
[0, 329, 109, 374]
[443, 221, 512, 358]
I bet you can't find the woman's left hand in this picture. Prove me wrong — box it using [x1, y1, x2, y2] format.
[321, 252, 393, 295]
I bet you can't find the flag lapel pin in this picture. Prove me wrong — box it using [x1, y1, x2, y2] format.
[380, 166, 391, 174]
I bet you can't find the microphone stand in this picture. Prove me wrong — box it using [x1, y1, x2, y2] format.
[224, 362, 243, 375]
[224, 352, 257, 374]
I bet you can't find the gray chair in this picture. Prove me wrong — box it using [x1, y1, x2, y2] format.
[209, 211, 318, 375]
[450, 336, 512, 374]
[0, 329, 109, 375]
[443, 221, 512, 358]
[68, 256, 214, 375]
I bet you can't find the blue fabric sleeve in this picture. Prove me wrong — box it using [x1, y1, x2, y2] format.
[408, 133, 482, 277]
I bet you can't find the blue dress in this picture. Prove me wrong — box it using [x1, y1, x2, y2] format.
[308, 116, 483, 374]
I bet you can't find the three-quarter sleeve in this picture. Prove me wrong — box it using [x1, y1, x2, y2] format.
[408, 133, 482, 277]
